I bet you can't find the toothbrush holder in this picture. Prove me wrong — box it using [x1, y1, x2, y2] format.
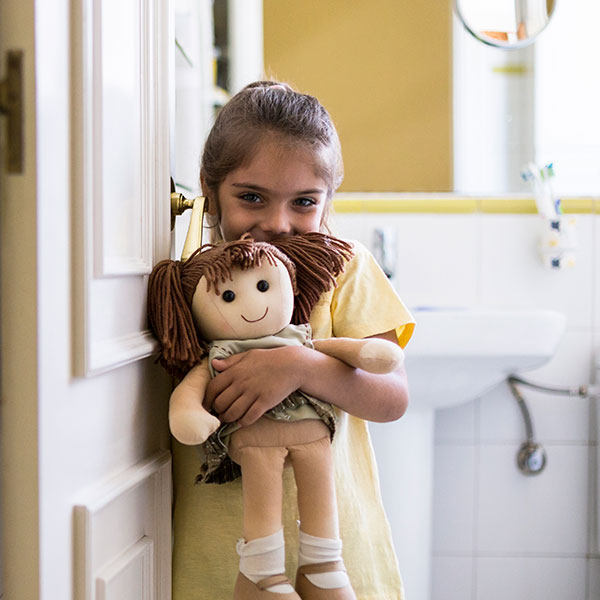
[538, 215, 578, 269]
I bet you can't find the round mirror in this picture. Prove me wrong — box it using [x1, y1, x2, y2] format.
[455, 0, 556, 49]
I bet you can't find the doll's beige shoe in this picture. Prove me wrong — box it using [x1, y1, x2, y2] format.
[234, 572, 301, 600]
[294, 561, 357, 600]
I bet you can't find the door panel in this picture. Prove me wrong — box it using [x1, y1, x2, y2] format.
[0, 0, 174, 598]
[74, 451, 172, 600]
[72, 0, 171, 377]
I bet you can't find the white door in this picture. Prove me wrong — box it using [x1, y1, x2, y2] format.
[1, 1, 175, 598]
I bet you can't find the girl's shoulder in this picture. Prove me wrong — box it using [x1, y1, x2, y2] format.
[334, 238, 386, 287]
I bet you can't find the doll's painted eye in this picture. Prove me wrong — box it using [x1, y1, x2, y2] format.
[257, 280, 269, 292]
[222, 290, 235, 302]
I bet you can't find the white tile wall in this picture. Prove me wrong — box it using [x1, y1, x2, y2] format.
[431, 557, 473, 600]
[476, 557, 588, 600]
[478, 337, 594, 444]
[390, 214, 480, 309]
[594, 215, 600, 333]
[335, 211, 598, 600]
[434, 400, 476, 443]
[477, 444, 589, 555]
[432, 444, 476, 554]
[589, 558, 600, 600]
[476, 384, 524, 443]
[335, 213, 481, 309]
[524, 328, 595, 389]
[479, 215, 594, 329]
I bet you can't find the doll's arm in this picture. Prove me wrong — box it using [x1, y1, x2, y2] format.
[169, 358, 221, 445]
[312, 337, 404, 374]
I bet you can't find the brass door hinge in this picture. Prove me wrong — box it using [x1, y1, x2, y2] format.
[0, 50, 24, 174]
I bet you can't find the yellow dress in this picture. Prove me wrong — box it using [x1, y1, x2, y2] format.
[172, 240, 415, 600]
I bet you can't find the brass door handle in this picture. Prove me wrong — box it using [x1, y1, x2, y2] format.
[171, 190, 196, 229]
[170, 177, 205, 230]
[170, 178, 207, 258]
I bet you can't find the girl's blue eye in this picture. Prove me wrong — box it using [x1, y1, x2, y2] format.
[295, 197, 316, 207]
[257, 280, 269, 292]
[222, 290, 235, 302]
[241, 193, 261, 203]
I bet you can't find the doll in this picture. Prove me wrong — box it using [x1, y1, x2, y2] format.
[147, 233, 404, 599]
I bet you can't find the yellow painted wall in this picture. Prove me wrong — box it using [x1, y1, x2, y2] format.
[263, 0, 453, 192]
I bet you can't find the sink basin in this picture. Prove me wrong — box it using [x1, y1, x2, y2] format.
[370, 306, 566, 599]
[404, 307, 567, 410]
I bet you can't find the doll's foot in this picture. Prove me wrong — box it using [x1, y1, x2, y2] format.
[295, 562, 357, 600]
[234, 572, 301, 599]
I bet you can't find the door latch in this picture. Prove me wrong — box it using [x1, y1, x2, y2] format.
[0, 50, 24, 174]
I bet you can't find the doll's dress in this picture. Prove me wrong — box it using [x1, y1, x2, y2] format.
[195, 323, 337, 485]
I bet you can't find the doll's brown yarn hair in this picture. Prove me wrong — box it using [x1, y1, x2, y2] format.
[147, 233, 353, 379]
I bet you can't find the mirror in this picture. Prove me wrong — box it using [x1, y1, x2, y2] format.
[455, 0, 556, 48]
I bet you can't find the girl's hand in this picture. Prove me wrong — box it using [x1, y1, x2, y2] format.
[204, 346, 305, 427]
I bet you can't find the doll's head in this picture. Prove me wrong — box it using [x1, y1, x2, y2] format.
[147, 233, 353, 378]
[190, 241, 296, 341]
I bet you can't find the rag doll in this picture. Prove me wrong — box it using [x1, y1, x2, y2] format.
[147, 233, 404, 600]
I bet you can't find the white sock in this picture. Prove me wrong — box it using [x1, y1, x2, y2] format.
[298, 529, 350, 589]
[236, 529, 294, 594]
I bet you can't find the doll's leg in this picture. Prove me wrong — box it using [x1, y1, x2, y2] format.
[288, 434, 338, 539]
[234, 443, 287, 541]
[289, 435, 356, 599]
[229, 424, 300, 597]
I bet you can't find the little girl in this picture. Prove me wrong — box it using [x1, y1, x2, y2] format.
[171, 81, 415, 599]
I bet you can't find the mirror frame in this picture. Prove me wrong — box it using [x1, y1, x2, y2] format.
[454, 0, 556, 50]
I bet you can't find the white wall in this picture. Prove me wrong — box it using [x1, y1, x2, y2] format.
[334, 209, 599, 600]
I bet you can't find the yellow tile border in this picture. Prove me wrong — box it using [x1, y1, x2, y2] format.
[333, 194, 597, 215]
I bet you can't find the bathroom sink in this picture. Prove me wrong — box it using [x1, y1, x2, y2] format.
[369, 306, 566, 599]
[404, 307, 567, 410]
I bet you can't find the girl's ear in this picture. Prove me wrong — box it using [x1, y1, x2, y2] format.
[200, 175, 216, 216]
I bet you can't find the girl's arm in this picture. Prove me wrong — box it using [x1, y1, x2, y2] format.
[296, 329, 408, 423]
[205, 329, 408, 427]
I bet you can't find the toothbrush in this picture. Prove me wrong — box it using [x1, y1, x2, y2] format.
[521, 162, 555, 218]
[540, 163, 561, 216]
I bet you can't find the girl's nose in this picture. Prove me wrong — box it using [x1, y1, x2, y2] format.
[261, 207, 291, 236]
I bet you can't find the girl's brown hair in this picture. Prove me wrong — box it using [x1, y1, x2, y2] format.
[147, 233, 353, 378]
[201, 81, 344, 239]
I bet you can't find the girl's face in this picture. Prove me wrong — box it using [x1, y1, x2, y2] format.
[212, 139, 329, 242]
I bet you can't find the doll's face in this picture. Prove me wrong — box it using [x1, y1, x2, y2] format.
[191, 258, 295, 340]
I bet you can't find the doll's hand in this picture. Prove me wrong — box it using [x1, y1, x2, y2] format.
[169, 361, 220, 445]
[205, 346, 305, 427]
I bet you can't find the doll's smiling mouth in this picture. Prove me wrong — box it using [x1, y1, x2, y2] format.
[241, 307, 269, 323]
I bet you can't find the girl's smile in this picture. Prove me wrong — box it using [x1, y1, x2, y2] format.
[213, 139, 329, 242]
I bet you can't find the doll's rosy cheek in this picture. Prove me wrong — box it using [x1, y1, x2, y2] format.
[191, 283, 242, 340]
